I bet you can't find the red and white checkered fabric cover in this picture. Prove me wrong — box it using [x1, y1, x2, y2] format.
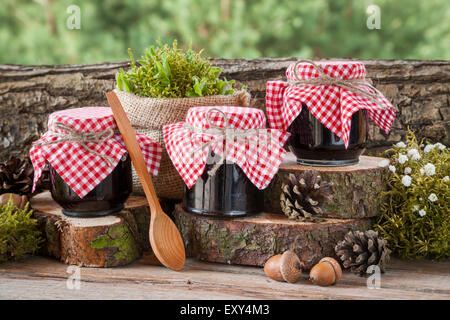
[30, 107, 162, 198]
[266, 60, 396, 147]
[163, 106, 290, 190]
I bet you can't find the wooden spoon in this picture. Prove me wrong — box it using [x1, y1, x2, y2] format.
[106, 91, 185, 271]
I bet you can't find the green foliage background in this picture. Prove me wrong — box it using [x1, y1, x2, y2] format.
[0, 0, 449, 65]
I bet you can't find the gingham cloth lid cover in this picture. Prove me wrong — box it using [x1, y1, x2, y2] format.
[266, 60, 396, 147]
[30, 107, 162, 198]
[163, 106, 290, 190]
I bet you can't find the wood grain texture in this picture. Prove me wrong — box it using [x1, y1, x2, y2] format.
[174, 204, 372, 270]
[0, 256, 448, 300]
[31, 191, 151, 267]
[264, 154, 388, 219]
[106, 91, 186, 271]
[1, 59, 449, 162]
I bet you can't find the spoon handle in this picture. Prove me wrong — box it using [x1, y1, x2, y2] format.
[106, 91, 161, 214]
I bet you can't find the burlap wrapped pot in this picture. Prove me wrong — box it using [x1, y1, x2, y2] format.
[114, 89, 251, 200]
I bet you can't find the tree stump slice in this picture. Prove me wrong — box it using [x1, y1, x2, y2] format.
[174, 204, 372, 270]
[264, 154, 388, 219]
[30, 191, 151, 267]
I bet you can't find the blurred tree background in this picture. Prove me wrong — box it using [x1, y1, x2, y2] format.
[0, 0, 448, 65]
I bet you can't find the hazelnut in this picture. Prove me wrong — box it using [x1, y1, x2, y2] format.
[0, 193, 28, 209]
[309, 257, 342, 286]
[264, 250, 303, 283]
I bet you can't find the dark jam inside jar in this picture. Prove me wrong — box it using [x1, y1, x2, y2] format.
[287, 104, 368, 166]
[50, 155, 132, 217]
[183, 151, 264, 217]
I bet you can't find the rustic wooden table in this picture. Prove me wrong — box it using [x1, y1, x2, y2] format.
[0, 255, 449, 300]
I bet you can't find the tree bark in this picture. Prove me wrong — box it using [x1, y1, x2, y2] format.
[31, 191, 151, 267]
[264, 155, 388, 219]
[174, 204, 372, 270]
[1, 59, 449, 161]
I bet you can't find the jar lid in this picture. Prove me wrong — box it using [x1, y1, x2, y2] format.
[163, 106, 290, 190]
[286, 60, 367, 81]
[47, 107, 117, 133]
[185, 106, 266, 130]
[30, 107, 162, 199]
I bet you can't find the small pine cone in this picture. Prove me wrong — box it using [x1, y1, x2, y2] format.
[335, 230, 391, 275]
[280, 170, 333, 220]
[0, 157, 34, 196]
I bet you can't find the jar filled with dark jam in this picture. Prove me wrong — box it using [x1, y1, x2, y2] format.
[183, 151, 264, 217]
[287, 104, 368, 166]
[50, 155, 132, 217]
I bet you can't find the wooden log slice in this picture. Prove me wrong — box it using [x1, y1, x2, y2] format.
[30, 191, 151, 267]
[174, 204, 372, 270]
[264, 154, 388, 219]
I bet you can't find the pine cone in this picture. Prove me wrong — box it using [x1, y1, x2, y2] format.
[335, 230, 391, 275]
[0, 157, 34, 196]
[280, 170, 333, 220]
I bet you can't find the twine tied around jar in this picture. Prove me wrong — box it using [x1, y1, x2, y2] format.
[34, 122, 116, 166]
[288, 59, 386, 108]
[183, 108, 271, 176]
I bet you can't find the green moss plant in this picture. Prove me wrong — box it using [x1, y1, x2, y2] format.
[374, 129, 449, 260]
[116, 40, 239, 98]
[0, 197, 43, 262]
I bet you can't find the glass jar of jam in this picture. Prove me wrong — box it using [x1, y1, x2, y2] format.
[287, 104, 368, 166]
[183, 151, 264, 217]
[30, 107, 162, 218]
[163, 106, 289, 218]
[49, 155, 132, 217]
[266, 60, 396, 167]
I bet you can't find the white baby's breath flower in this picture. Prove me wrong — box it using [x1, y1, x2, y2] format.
[404, 167, 412, 174]
[411, 153, 421, 161]
[443, 176, 450, 182]
[434, 142, 446, 150]
[389, 165, 396, 173]
[420, 168, 425, 175]
[423, 163, 436, 176]
[377, 159, 390, 168]
[428, 193, 438, 202]
[397, 153, 408, 164]
[407, 148, 419, 157]
[395, 142, 407, 148]
[401, 175, 412, 187]
[412, 205, 420, 212]
[418, 209, 427, 217]
[424, 144, 435, 153]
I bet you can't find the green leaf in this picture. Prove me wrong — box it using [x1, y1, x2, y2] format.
[216, 79, 224, 94]
[208, 67, 222, 78]
[116, 71, 123, 91]
[194, 82, 202, 96]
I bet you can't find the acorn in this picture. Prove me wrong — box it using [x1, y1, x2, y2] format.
[309, 257, 342, 286]
[264, 250, 303, 283]
[0, 193, 28, 209]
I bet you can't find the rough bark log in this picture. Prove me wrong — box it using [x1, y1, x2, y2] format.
[264, 154, 387, 219]
[174, 204, 372, 270]
[31, 191, 151, 267]
[1, 59, 449, 161]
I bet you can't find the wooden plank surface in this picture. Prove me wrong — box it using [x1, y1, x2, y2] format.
[0, 256, 449, 300]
